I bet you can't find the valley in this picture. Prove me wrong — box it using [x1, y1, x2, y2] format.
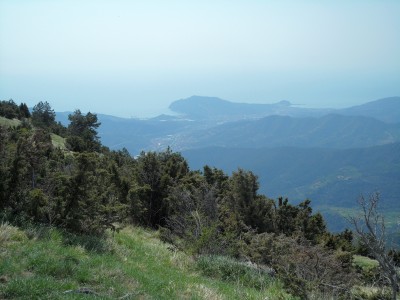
[56, 96, 400, 232]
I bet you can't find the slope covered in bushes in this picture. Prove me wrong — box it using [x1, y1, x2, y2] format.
[1, 99, 398, 299]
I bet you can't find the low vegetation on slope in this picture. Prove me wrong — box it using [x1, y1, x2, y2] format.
[0, 116, 22, 127]
[1, 224, 397, 300]
[0, 223, 294, 300]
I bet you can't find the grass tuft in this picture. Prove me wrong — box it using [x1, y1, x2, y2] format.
[0, 116, 21, 127]
[352, 254, 379, 271]
[0, 222, 27, 245]
[195, 255, 273, 290]
[351, 285, 392, 300]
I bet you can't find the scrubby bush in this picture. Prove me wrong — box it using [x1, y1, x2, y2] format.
[0, 222, 27, 244]
[239, 232, 356, 298]
[352, 286, 392, 300]
[195, 255, 274, 290]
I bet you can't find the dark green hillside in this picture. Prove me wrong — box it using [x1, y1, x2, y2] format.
[183, 143, 400, 230]
[183, 143, 400, 206]
[179, 114, 400, 149]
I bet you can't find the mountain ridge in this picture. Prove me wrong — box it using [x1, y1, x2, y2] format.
[169, 95, 333, 120]
[169, 95, 400, 123]
[55, 96, 400, 153]
[176, 113, 400, 150]
[338, 96, 400, 123]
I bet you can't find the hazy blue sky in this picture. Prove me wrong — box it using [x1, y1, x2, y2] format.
[1, 1, 399, 117]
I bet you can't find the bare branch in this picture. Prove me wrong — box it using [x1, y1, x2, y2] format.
[350, 193, 399, 300]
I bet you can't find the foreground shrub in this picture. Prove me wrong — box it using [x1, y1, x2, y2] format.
[0, 222, 27, 245]
[239, 232, 357, 298]
[196, 255, 274, 290]
[352, 286, 392, 300]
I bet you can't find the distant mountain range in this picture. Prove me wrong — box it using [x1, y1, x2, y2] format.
[57, 96, 400, 153]
[169, 95, 400, 123]
[56, 96, 400, 231]
[169, 96, 331, 120]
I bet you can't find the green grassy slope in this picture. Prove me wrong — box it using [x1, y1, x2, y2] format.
[50, 133, 67, 150]
[0, 224, 295, 300]
[0, 116, 21, 127]
[0, 116, 67, 150]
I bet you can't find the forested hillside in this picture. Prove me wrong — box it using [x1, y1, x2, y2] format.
[1, 99, 399, 299]
[177, 114, 400, 149]
[53, 96, 400, 234]
[183, 144, 399, 209]
[183, 144, 400, 235]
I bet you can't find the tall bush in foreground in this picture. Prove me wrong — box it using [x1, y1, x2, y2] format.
[350, 193, 399, 300]
[239, 232, 355, 298]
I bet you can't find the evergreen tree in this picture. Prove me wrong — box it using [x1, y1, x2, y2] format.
[67, 110, 101, 152]
[31, 101, 56, 128]
[132, 149, 190, 227]
[0, 99, 19, 119]
[275, 197, 300, 235]
[62, 153, 126, 234]
[0, 126, 9, 210]
[18, 103, 31, 119]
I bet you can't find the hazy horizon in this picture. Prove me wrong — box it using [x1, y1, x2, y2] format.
[1, 1, 400, 118]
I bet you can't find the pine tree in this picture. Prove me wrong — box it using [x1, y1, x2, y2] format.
[31, 101, 56, 128]
[67, 110, 101, 152]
